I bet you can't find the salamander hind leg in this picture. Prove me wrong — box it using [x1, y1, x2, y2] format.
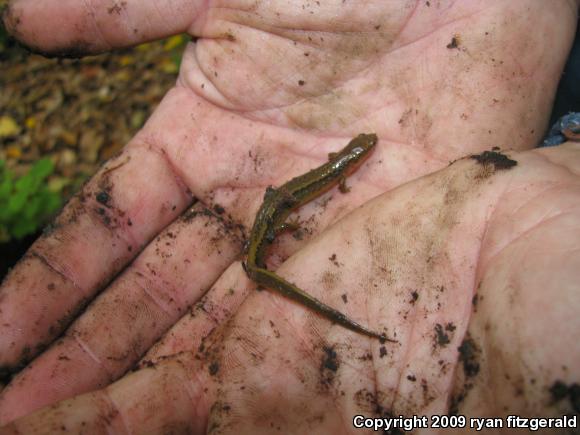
[250, 266, 394, 341]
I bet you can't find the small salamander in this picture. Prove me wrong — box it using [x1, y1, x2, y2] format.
[243, 133, 394, 341]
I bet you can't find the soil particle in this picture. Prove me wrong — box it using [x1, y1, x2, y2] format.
[549, 381, 580, 412]
[209, 361, 219, 376]
[470, 150, 517, 171]
[449, 334, 481, 415]
[207, 400, 233, 433]
[354, 388, 395, 429]
[472, 293, 482, 312]
[107, 1, 127, 15]
[359, 352, 373, 362]
[182, 206, 245, 248]
[320, 270, 338, 291]
[379, 346, 387, 358]
[457, 334, 480, 378]
[447, 35, 461, 49]
[321, 346, 339, 372]
[329, 253, 341, 267]
[292, 228, 306, 240]
[95, 190, 111, 207]
[449, 388, 471, 416]
[213, 204, 225, 215]
[434, 323, 451, 348]
[319, 345, 339, 389]
[421, 378, 434, 405]
[550, 381, 569, 401]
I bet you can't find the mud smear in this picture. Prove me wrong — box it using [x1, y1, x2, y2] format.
[183, 206, 246, 251]
[549, 381, 580, 413]
[458, 335, 481, 379]
[470, 150, 517, 171]
[449, 334, 481, 415]
[433, 322, 456, 351]
[319, 345, 339, 390]
[207, 400, 234, 434]
[354, 388, 402, 433]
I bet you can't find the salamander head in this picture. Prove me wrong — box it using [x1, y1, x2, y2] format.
[340, 133, 378, 158]
[330, 133, 378, 173]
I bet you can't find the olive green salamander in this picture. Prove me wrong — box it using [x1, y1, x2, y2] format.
[243, 133, 394, 342]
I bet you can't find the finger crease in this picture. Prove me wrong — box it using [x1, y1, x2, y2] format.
[71, 333, 108, 376]
[132, 138, 192, 202]
[27, 251, 89, 298]
[99, 388, 131, 435]
[133, 273, 176, 318]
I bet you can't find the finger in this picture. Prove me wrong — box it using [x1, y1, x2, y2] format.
[2, 0, 204, 56]
[1, 356, 215, 435]
[0, 203, 244, 423]
[140, 262, 251, 364]
[0, 83, 328, 383]
[0, 111, 192, 371]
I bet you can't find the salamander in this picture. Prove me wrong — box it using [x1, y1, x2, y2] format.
[243, 133, 394, 342]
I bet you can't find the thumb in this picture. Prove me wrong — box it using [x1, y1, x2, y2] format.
[2, 0, 204, 57]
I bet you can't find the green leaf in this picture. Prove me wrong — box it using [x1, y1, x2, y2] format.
[0, 176, 12, 200]
[7, 189, 27, 215]
[11, 219, 36, 239]
[0, 158, 61, 240]
[31, 158, 54, 180]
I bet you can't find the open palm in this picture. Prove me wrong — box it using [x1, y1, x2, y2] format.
[1, 0, 579, 433]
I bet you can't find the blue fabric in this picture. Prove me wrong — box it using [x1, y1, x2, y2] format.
[538, 112, 580, 147]
[540, 112, 580, 147]
[542, 18, 580, 146]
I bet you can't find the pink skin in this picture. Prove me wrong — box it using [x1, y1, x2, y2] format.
[1, 0, 579, 433]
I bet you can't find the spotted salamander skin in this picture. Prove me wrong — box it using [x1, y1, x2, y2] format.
[243, 133, 395, 341]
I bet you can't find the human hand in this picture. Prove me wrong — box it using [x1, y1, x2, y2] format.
[3, 142, 580, 434]
[0, 0, 578, 427]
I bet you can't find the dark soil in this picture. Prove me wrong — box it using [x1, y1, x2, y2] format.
[0, 231, 39, 280]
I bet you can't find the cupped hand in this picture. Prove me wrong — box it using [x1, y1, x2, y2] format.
[3, 143, 580, 434]
[0, 0, 578, 430]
